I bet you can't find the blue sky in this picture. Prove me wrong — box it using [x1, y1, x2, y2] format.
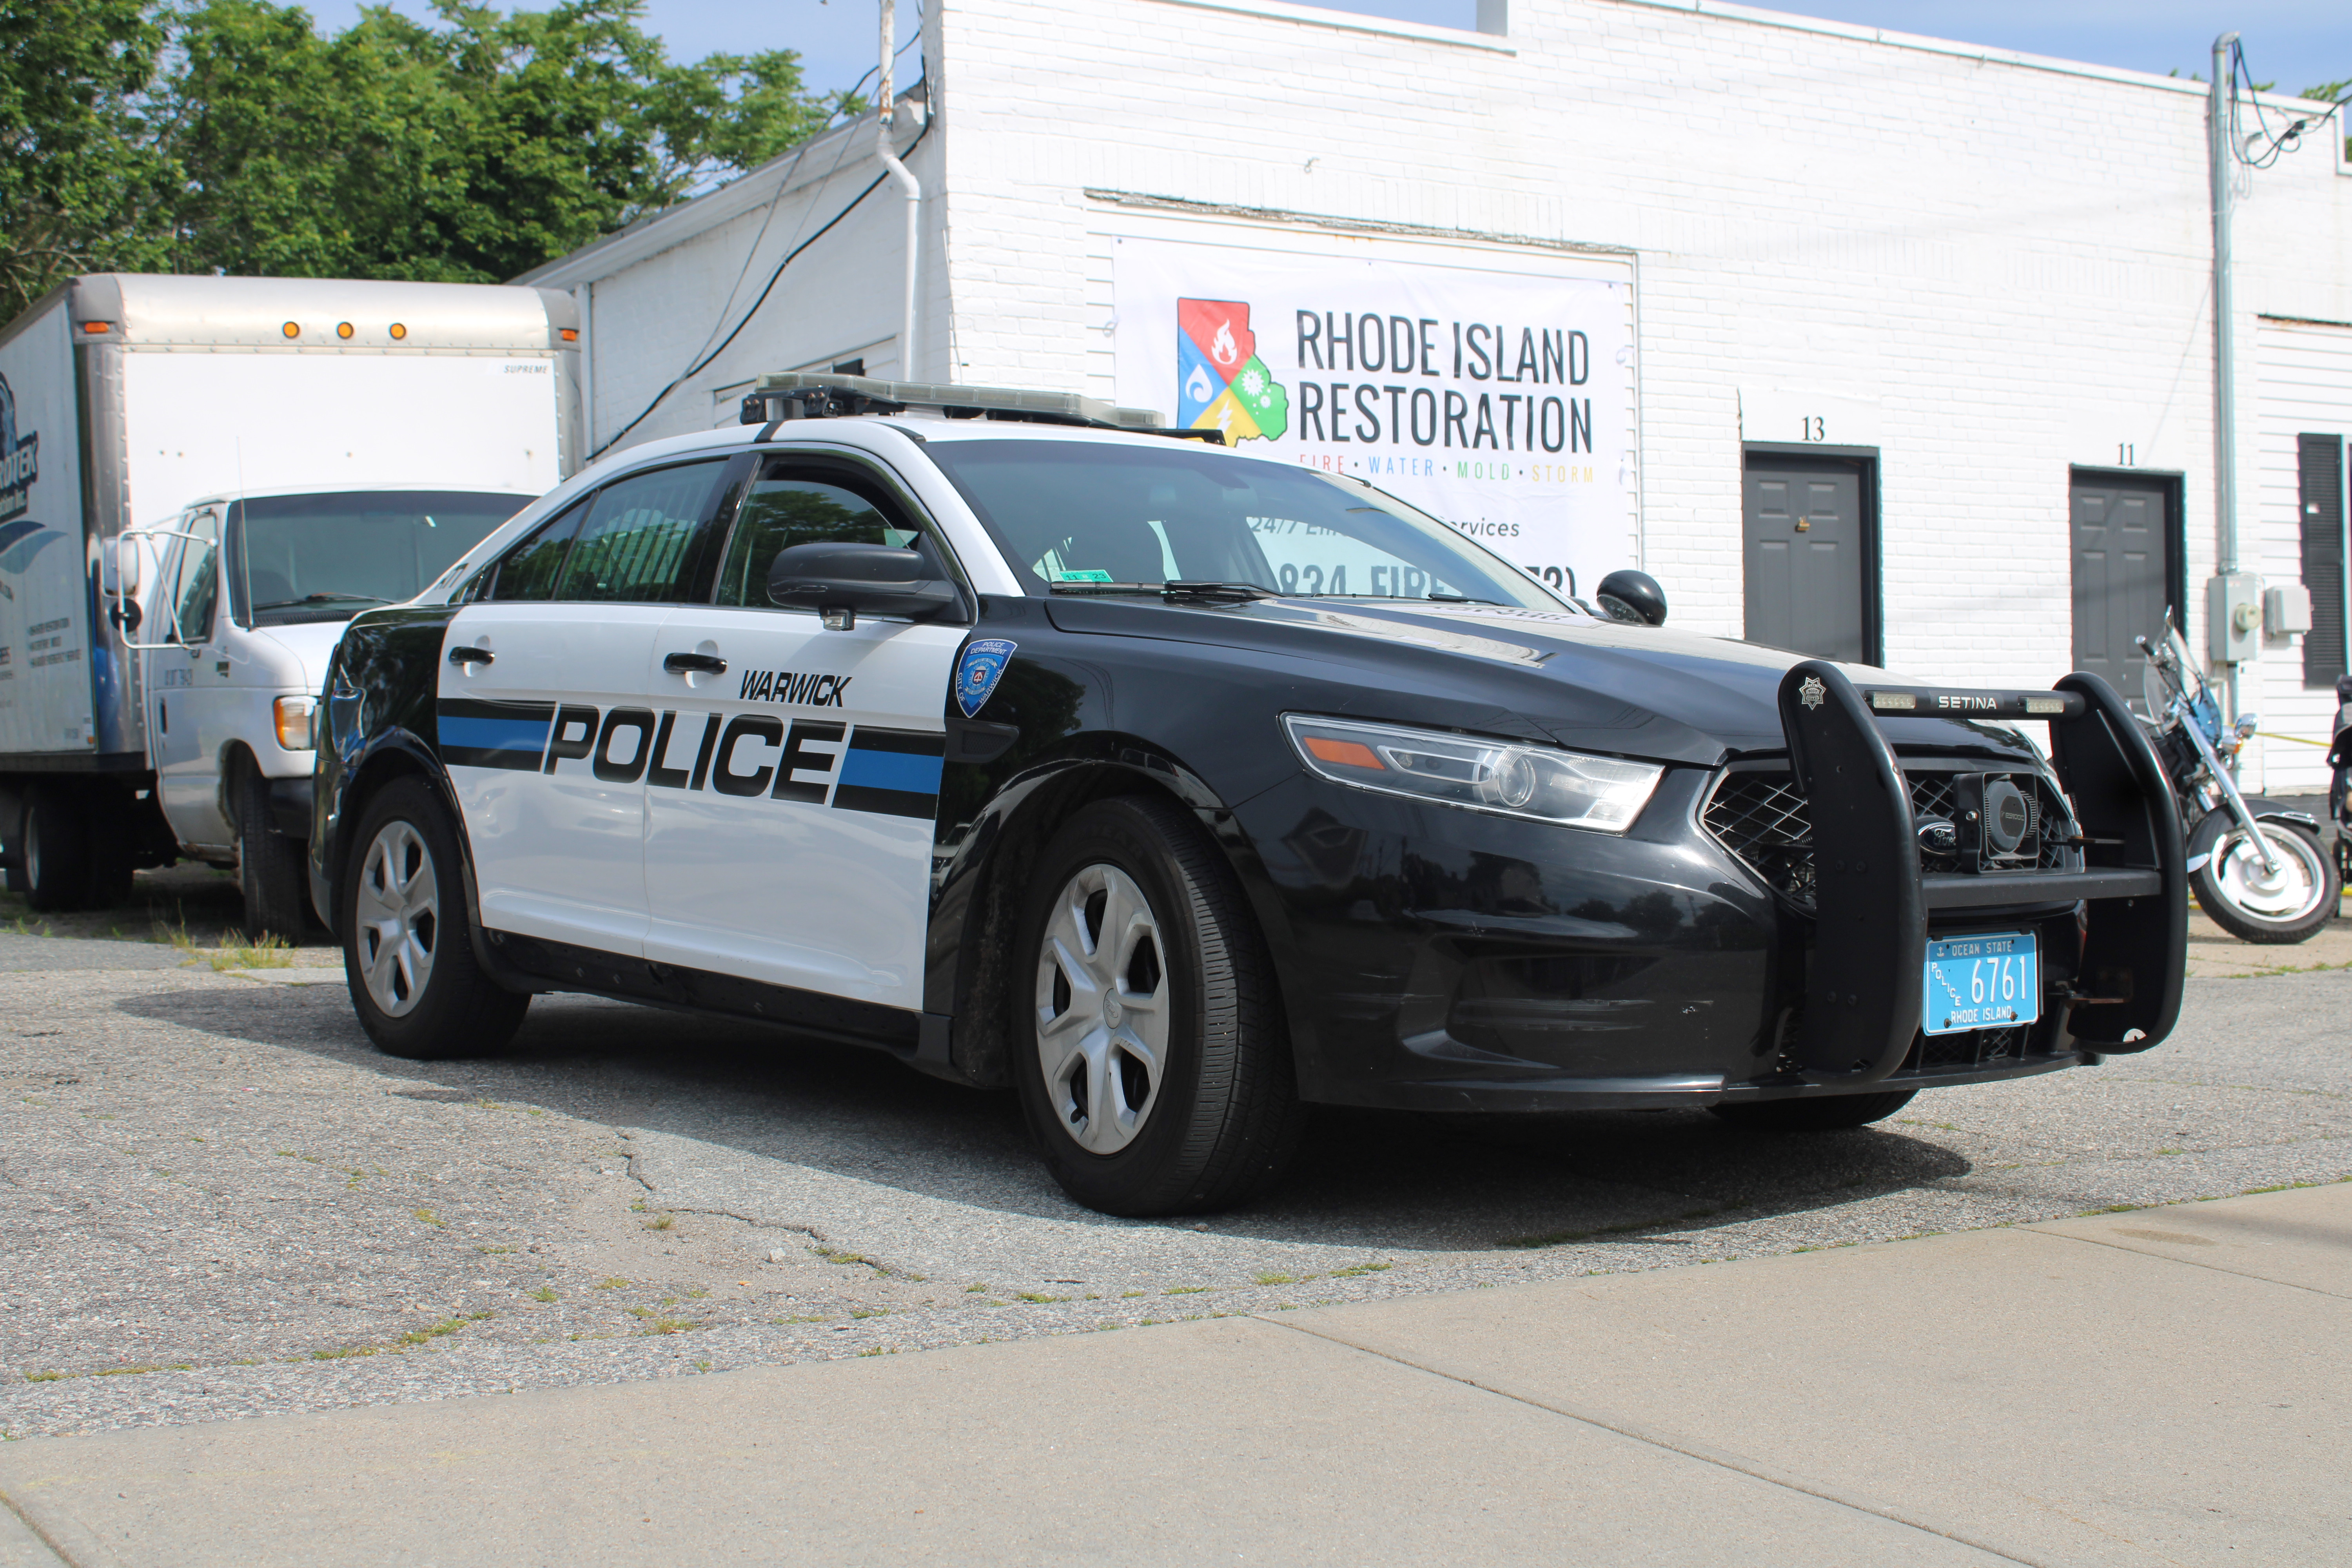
[301, 2, 2351, 99]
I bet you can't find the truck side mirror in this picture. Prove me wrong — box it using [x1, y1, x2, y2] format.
[105, 536, 143, 597]
[1596, 569, 1667, 627]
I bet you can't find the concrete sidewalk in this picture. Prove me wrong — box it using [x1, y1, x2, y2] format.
[2, 1185, 2344, 1568]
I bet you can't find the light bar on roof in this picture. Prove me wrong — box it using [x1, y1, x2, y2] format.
[741, 370, 1165, 431]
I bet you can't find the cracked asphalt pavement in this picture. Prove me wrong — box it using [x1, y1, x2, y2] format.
[2, 900, 2347, 1441]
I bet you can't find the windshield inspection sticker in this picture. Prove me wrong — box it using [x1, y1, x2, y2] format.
[956, 638, 1016, 718]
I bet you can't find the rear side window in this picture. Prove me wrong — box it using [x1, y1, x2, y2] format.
[711, 464, 930, 609]
[555, 460, 733, 603]
[490, 498, 588, 602]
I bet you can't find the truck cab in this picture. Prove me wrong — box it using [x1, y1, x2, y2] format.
[129, 487, 532, 932]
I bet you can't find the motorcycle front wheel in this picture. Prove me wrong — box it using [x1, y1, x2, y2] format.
[2190, 814, 2338, 944]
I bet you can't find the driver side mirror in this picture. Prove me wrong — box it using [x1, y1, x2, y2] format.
[105, 535, 143, 597]
[1596, 569, 1667, 627]
[768, 542, 964, 631]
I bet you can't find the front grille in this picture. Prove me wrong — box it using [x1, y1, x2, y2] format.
[1898, 1024, 2029, 1076]
[1702, 764, 2080, 908]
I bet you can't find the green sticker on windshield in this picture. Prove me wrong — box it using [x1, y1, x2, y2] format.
[1051, 568, 1114, 583]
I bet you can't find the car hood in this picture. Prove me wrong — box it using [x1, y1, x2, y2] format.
[1040, 594, 2052, 769]
[248, 619, 350, 694]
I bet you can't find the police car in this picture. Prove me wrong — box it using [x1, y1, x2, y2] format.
[310, 372, 2186, 1216]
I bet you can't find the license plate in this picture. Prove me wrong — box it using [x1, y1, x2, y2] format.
[1922, 931, 2039, 1036]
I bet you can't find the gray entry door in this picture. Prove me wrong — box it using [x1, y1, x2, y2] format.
[2069, 474, 2172, 705]
[1744, 454, 1869, 662]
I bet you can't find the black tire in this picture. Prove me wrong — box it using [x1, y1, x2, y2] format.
[238, 772, 312, 940]
[1011, 794, 1301, 1216]
[19, 784, 92, 913]
[1711, 1088, 1918, 1131]
[81, 795, 135, 910]
[339, 777, 528, 1060]
[2189, 812, 2337, 945]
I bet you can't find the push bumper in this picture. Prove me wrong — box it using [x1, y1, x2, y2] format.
[1779, 661, 2185, 1087]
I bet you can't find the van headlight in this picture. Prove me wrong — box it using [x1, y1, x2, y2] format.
[1282, 715, 1664, 833]
[274, 695, 317, 751]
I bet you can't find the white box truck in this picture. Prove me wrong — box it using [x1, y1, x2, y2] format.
[0, 274, 580, 933]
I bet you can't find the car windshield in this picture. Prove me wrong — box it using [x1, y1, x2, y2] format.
[232, 490, 532, 626]
[924, 438, 1575, 611]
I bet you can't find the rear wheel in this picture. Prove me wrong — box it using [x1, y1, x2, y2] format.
[1711, 1089, 1918, 1131]
[238, 772, 312, 940]
[1012, 795, 1301, 1216]
[340, 777, 528, 1060]
[19, 784, 91, 913]
[2190, 813, 2336, 944]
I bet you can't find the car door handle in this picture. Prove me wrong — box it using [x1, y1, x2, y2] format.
[663, 652, 727, 675]
[448, 646, 494, 666]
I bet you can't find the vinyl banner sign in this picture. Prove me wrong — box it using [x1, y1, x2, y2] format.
[1112, 236, 1635, 601]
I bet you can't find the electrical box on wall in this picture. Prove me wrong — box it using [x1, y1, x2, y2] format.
[2208, 573, 2264, 663]
[2263, 583, 2313, 640]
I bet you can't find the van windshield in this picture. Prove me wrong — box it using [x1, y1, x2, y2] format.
[231, 491, 533, 626]
[923, 439, 1573, 612]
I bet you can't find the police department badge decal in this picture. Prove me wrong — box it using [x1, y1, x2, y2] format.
[956, 638, 1016, 718]
[1798, 675, 1826, 710]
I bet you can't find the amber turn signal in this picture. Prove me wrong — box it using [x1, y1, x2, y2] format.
[388, 323, 407, 340]
[82, 321, 111, 334]
[559, 327, 578, 341]
[281, 321, 300, 338]
[336, 321, 354, 339]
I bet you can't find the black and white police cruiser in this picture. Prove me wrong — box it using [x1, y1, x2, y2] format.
[310, 372, 2187, 1216]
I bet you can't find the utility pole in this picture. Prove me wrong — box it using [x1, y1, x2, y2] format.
[2207, 32, 2259, 725]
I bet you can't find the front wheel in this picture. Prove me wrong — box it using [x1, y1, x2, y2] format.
[238, 773, 312, 941]
[340, 777, 529, 1060]
[1012, 795, 1301, 1217]
[2190, 813, 2337, 944]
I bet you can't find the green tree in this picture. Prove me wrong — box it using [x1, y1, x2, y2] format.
[0, 0, 857, 323]
[0, 0, 176, 318]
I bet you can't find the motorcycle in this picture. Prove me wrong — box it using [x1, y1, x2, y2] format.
[2328, 674, 2352, 887]
[2138, 617, 2339, 944]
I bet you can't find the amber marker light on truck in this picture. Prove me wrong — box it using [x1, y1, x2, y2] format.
[82, 321, 111, 334]
[281, 321, 300, 338]
[559, 328, 578, 341]
[337, 321, 354, 339]
[274, 696, 317, 751]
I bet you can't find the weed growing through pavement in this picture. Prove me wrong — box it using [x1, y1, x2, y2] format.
[593, 1277, 628, 1289]
[965, 1282, 989, 1293]
[1327, 1262, 1391, 1278]
[1015, 1292, 1069, 1304]
[1253, 1272, 1296, 1287]
[1164, 1285, 1208, 1296]
[644, 1212, 675, 1231]
[413, 1208, 444, 1228]
[530, 1286, 557, 1303]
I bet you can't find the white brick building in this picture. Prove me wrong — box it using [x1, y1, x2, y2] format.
[518, 0, 2352, 789]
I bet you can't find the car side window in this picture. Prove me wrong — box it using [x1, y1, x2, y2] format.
[169, 508, 221, 644]
[712, 465, 927, 608]
[554, 459, 733, 603]
[490, 497, 589, 602]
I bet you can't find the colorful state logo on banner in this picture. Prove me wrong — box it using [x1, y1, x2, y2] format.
[1176, 299, 1289, 444]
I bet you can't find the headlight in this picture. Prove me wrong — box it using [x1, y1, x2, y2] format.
[1282, 714, 1664, 833]
[274, 695, 317, 751]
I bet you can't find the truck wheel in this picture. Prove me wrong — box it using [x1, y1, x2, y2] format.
[2190, 813, 2337, 944]
[1711, 1089, 1918, 1131]
[340, 777, 528, 1060]
[1011, 794, 1302, 1217]
[19, 784, 92, 913]
[238, 773, 312, 940]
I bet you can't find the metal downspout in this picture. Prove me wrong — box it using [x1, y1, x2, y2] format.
[878, 0, 921, 381]
[2210, 33, 2241, 721]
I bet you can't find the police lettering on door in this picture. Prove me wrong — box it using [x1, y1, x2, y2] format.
[437, 697, 943, 820]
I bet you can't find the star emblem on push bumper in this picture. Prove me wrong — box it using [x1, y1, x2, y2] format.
[1799, 675, 1826, 710]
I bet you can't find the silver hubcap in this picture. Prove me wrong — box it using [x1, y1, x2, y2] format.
[2210, 824, 2329, 925]
[1034, 864, 1169, 1155]
[356, 820, 439, 1016]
